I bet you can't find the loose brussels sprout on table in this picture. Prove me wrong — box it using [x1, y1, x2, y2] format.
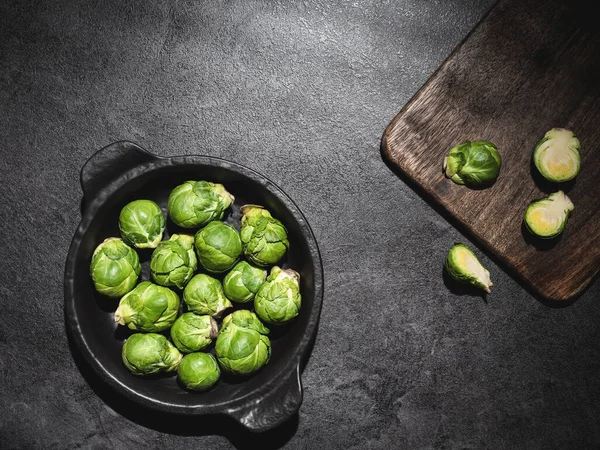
[168, 180, 234, 228]
[533, 128, 580, 182]
[194, 221, 242, 273]
[445, 243, 493, 293]
[150, 234, 197, 289]
[114, 281, 180, 332]
[177, 352, 221, 391]
[254, 266, 301, 325]
[90, 237, 141, 298]
[119, 199, 165, 249]
[524, 190, 574, 239]
[240, 205, 289, 267]
[183, 273, 232, 317]
[215, 309, 271, 376]
[443, 140, 502, 187]
[122, 333, 182, 376]
[170, 312, 218, 353]
[222, 261, 268, 303]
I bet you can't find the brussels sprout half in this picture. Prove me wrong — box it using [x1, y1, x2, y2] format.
[177, 352, 221, 391]
[254, 266, 301, 325]
[119, 199, 165, 249]
[183, 274, 232, 318]
[122, 333, 182, 376]
[524, 190, 574, 239]
[150, 234, 197, 289]
[194, 221, 242, 273]
[170, 312, 218, 353]
[167, 181, 234, 228]
[443, 140, 502, 187]
[222, 261, 268, 303]
[90, 237, 141, 298]
[445, 243, 493, 293]
[240, 205, 289, 267]
[114, 281, 180, 332]
[533, 128, 580, 182]
[215, 309, 271, 376]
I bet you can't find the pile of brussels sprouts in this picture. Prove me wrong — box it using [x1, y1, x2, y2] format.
[89, 180, 302, 392]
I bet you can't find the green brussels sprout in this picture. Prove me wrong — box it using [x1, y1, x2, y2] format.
[240, 205, 290, 267]
[533, 128, 580, 182]
[118, 199, 165, 249]
[167, 180, 234, 228]
[150, 234, 197, 289]
[254, 267, 301, 325]
[114, 281, 180, 332]
[122, 333, 182, 376]
[524, 190, 574, 239]
[215, 310, 271, 376]
[89, 237, 141, 298]
[443, 140, 502, 187]
[177, 352, 221, 391]
[170, 312, 218, 353]
[183, 274, 232, 317]
[445, 243, 493, 293]
[194, 221, 242, 273]
[222, 261, 268, 303]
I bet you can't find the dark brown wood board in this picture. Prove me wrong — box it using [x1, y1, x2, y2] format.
[382, 0, 600, 302]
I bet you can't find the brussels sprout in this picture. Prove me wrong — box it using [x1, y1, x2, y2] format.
[167, 181, 234, 228]
[177, 352, 221, 391]
[533, 128, 580, 182]
[254, 267, 301, 325]
[183, 274, 232, 317]
[122, 333, 182, 376]
[222, 261, 268, 303]
[524, 190, 574, 239]
[170, 312, 218, 353]
[114, 281, 180, 332]
[443, 140, 502, 187]
[215, 310, 271, 376]
[150, 234, 197, 289]
[118, 199, 165, 249]
[240, 205, 289, 267]
[445, 243, 493, 293]
[194, 221, 242, 273]
[90, 237, 141, 298]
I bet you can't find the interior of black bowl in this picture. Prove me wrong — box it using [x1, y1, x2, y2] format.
[68, 159, 320, 411]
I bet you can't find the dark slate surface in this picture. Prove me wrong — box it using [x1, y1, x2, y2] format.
[1, 0, 599, 448]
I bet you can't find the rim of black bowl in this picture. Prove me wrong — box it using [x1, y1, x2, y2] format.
[64, 150, 324, 418]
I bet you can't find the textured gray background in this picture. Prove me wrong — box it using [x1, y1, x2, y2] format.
[2, 0, 600, 449]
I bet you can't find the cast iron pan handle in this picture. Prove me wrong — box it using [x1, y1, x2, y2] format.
[80, 140, 159, 213]
[227, 363, 303, 433]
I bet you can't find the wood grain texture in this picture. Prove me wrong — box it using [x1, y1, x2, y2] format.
[382, 0, 600, 301]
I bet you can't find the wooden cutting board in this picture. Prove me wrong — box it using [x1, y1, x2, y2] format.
[382, 0, 600, 302]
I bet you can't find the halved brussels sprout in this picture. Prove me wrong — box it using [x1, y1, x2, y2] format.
[215, 309, 271, 376]
[443, 140, 502, 187]
[524, 190, 574, 239]
[194, 221, 242, 273]
[122, 333, 182, 376]
[254, 266, 301, 325]
[240, 205, 289, 267]
[118, 199, 165, 249]
[170, 312, 218, 353]
[177, 352, 221, 391]
[150, 234, 197, 289]
[90, 237, 141, 298]
[114, 281, 180, 332]
[183, 273, 232, 317]
[445, 243, 493, 293]
[533, 128, 580, 182]
[167, 181, 234, 228]
[222, 261, 267, 303]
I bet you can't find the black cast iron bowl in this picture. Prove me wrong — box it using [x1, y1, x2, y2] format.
[64, 141, 323, 433]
